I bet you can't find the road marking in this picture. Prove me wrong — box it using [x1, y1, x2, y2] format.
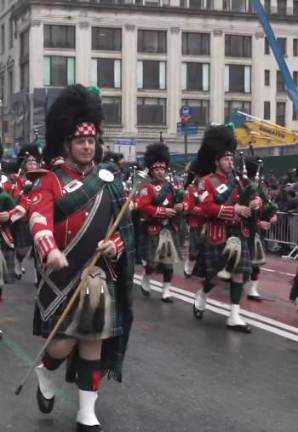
[261, 267, 295, 277]
[134, 275, 298, 342]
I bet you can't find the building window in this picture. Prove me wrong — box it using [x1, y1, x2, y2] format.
[264, 70, 270, 86]
[92, 27, 121, 51]
[293, 71, 298, 85]
[20, 30, 29, 91]
[138, 61, 166, 90]
[182, 99, 209, 126]
[182, 63, 209, 91]
[1, 24, 5, 54]
[102, 96, 121, 125]
[223, 0, 251, 12]
[138, 30, 166, 53]
[265, 37, 286, 55]
[188, 0, 214, 9]
[225, 65, 251, 93]
[293, 105, 297, 121]
[264, 101, 271, 120]
[224, 100, 251, 122]
[294, 39, 298, 57]
[137, 97, 166, 126]
[276, 70, 286, 93]
[182, 32, 210, 56]
[294, 0, 298, 15]
[225, 35, 252, 58]
[264, 0, 271, 13]
[91, 58, 121, 88]
[0, 74, 4, 103]
[44, 25, 75, 49]
[44, 56, 75, 87]
[277, 37, 287, 55]
[20, 63, 29, 91]
[276, 0, 287, 14]
[276, 101, 286, 126]
[9, 19, 13, 49]
[8, 69, 13, 105]
[20, 30, 29, 59]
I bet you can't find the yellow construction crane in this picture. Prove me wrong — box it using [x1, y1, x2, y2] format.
[233, 111, 298, 148]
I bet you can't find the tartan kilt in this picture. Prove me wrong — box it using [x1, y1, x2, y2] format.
[0, 239, 15, 284]
[189, 227, 204, 257]
[140, 226, 180, 269]
[203, 237, 252, 281]
[11, 221, 32, 250]
[33, 276, 123, 340]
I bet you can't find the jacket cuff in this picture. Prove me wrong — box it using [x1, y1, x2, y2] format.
[34, 230, 57, 261]
[110, 232, 124, 260]
[154, 207, 167, 218]
[191, 206, 203, 216]
[9, 205, 27, 223]
[218, 205, 235, 220]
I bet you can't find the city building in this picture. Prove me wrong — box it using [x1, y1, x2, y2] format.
[0, 0, 298, 155]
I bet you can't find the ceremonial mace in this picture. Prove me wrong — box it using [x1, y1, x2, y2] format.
[15, 169, 148, 395]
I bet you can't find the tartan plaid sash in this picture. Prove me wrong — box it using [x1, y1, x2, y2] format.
[153, 181, 173, 206]
[37, 187, 112, 321]
[53, 165, 106, 223]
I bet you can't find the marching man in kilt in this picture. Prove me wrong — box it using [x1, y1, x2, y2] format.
[28, 84, 135, 431]
[192, 125, 257, 333]
[183, 176, 205, 278]
[9, 144, 47, 279]
[138, 143, 182, 303]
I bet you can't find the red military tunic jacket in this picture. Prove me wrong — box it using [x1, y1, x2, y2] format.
[138, 180, 176, 235]
[29, 163, 124, 262]
[183, 182, 205, 229]
[199, 172, 246, 244]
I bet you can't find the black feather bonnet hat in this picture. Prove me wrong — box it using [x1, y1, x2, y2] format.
[144, 143, 170, 172]
[193, 124, 237, 177]
[17, 144, 42, 169]
[44, 84, 104, 163]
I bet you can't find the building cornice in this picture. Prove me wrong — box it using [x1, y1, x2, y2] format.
[11, 1, 298, 24]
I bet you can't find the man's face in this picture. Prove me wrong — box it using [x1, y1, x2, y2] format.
[25, 156, 38, 171]
[151, 166, 166, 181]
[69, 136, 96, 166]
[216, 155, 234, 175]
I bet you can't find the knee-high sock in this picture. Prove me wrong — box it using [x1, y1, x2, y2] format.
[35, 351, 65, 399]
[203, 279, 214, 294]
[77, 358, 101, 426]
[230, 281, 243, 304]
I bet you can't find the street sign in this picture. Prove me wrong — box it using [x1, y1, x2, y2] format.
[176, 122, 198, 136]
[113, 138, 136, 162]
[179, 105, 192, 123]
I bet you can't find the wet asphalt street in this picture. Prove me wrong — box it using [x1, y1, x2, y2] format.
[0, 264, 298, 432]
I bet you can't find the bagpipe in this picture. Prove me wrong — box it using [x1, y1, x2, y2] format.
[0, 163, 17, 212]
[217, 153, 265, 281]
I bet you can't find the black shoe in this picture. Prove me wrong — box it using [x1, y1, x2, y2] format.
[184, 271, 191, 279]
[76, 423, 103, 431]
[0, 330, 3, 339]
[140, 286, 150, 297]
[193, 304, 204, 320]
[15, 273, 22, 280]
[36, 386, 55, 414]
[226, 324, 252, 334]
[247, 294, 262, 302]
[161, 296, 173, 303]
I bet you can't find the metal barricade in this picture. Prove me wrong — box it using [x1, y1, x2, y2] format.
[265, 211, 298, 260]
